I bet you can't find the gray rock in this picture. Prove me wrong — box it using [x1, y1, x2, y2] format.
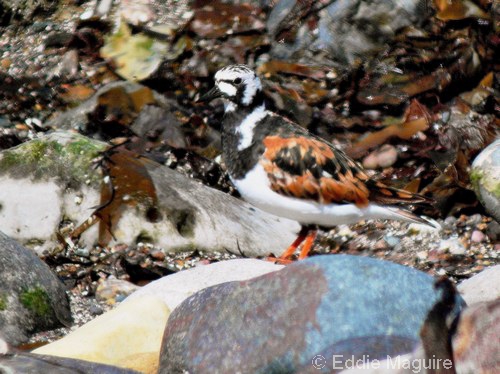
[316, 0, 429, 65]
[471, 138, 500, 222]
[159, 255, 464, 374]
[0, 232, 71, 346]
[269, 0, 430, 67]
[0, 131, 299, 256]
[458, 265, 500, 305]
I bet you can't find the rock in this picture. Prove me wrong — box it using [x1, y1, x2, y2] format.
[470, 230, 486, 243]
[486, 220, 500, 241]
[125, 259, 284, 310]
[438, 238, 466, 256]
[159, 255, 464, 374]
[0, 131, 106, 254]
[339, 278, 460, 373]
[45, 81, 185, 141]
[452, 299, 500, 374]
[33, 295, 169, 374]
[1, 353, 140, 373]
[270, 0, 429, 66]
[0, 131, 299, 256]
[458, 265, 500, 305]
[0, 232, 71, 346]
[471, 138, 500, 222]
[1, 337, 139, 374]
[362, 145, 398, 169]
[96, 278, 140, 305]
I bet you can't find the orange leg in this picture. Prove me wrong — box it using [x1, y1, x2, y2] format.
[298, 230, 317, 260]
[279, 230, 308, 260]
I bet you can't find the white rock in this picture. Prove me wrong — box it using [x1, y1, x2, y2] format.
[125, 259, 284, 310]
[458, 265, 500, 305]
[0, 131, 299, 257]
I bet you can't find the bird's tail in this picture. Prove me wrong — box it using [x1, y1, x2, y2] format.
[389, 207, 441, 229]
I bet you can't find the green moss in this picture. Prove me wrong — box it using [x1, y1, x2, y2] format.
[471, 168, 500, 198]
[0, 134, 106, 186]
[19, 287, 51, 317]
[491, 181, 500, 198]
[469, 169, 483, 190]
[0, 294, 7, 311]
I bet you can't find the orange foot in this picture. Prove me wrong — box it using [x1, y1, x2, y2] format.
[267, 228, 317, 264]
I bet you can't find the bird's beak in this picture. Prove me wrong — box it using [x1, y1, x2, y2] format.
[197, 86, 222, 103]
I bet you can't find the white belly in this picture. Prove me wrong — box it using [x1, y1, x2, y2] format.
[232, 163, 413, 226]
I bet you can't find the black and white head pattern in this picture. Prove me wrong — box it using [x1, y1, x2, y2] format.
[214, 64, 262, 108]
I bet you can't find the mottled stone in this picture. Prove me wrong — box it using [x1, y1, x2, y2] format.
[452, 299, 500, 373]
[458, 265, 500, 305]
[159, 255, 464, 374]
[471, 138, 500, 222]
[0, 130, 298, 256]
[0, 232, 71, 346]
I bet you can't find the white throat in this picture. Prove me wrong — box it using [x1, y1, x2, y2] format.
[236, 104, 267, 151]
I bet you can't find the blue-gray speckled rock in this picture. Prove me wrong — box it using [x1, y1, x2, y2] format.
[159, 255, 464, 374]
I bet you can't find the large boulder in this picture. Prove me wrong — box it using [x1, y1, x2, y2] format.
[0, 131, 298, 256]
[0, 232, 71, 346]
[159, 255, 464, 373]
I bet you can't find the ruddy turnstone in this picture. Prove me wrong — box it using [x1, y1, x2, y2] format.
[200, 64, 434, 261]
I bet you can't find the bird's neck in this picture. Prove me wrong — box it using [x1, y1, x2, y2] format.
[221, 99, 268, 179]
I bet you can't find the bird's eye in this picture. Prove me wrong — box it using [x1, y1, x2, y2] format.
[233, 78, 242, 85]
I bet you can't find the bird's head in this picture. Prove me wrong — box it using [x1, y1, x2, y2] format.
[199, 64, 263, 110]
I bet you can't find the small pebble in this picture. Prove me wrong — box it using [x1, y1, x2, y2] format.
[416, 251, 428, 260]
[466, 214, 483, 227]
[439, 238, 466, 256]
[74, 248, 90, 258]
[486, 221, 500, 241]
[444, 216, 457, 225]
[383, 235, 400, 248]
[362, 145, 398, 169]
[337, 225, 355, 238]
[470, 230, 486, 243]
[89, 304, 104, 316]
[150, 249, 166, 261]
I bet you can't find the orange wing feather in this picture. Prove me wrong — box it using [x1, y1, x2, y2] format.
[261, 135, 430, 207]
[262, 136, 370, 207]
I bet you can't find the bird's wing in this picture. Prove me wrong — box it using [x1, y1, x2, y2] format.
[260, 135, 430, 207]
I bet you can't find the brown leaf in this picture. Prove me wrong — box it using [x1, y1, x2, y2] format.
[258, 61, 326, 80]
[59, 84, 96, 103]
[348, 100, 431, 158]
[95, 145, 160, 246]
[434, 0, 489, 21]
